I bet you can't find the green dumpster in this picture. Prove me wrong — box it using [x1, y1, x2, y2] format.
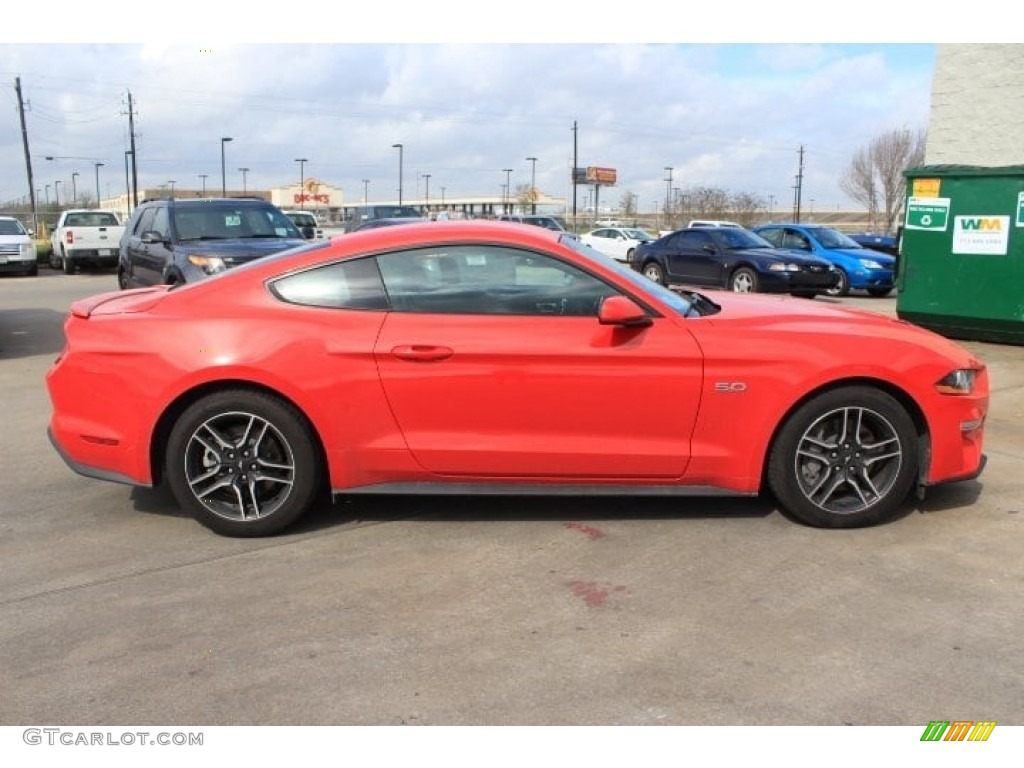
[898, 164, 1024, 345]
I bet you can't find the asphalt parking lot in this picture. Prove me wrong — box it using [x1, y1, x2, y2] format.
[1, 268, 1022, 726]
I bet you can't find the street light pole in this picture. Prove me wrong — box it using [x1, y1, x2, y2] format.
[94, 163, 104, 206]
[525, 156, 537, 214]
[54, 180, 61, 207]
[294, 158, 308, 209]
[362, 179, 370, 205]
[168, 180, 177, 198]
[199, 174, 208, 196]
[239, 167, 250, 194]
[124, 152, 132, 216]
[663, 167, 673, 227]
[422, 173, 431, 211]
[503, 168, 513, 213]
[71, 172, 79, 204]
[391, 144, 403, 205]
[220, 137, 233, 197]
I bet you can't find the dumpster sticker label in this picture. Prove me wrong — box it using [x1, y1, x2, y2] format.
[906, 197, 950, 231]
[912, 178, 942, 198]
[1016, 192, 1024, 227]
[953, 216, 1010, 255]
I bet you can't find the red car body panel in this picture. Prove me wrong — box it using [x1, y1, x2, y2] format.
[46, 221, 988, 504]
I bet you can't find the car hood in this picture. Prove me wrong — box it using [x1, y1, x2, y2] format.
[0, 234, 31, 244]
[688, 290, 979, 365]
[827, 247, 896, 265]
[175, 238, 306, 258]
[731, 247, 831, 265]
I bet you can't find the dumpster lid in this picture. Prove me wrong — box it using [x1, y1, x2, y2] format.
[905, 164, 1024, 179]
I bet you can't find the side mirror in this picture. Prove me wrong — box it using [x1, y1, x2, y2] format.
[598, 295, 652, 328]
[140, 230, 164, 244]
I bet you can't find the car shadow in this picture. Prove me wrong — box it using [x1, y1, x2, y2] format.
[130, 485, 777, 536]
[0, 307, 70, 360]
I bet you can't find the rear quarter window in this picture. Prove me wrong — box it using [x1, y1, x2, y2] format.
[270, 257, 388, 310]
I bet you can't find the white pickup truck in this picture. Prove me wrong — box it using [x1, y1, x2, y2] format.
[50, 209, 125, 274]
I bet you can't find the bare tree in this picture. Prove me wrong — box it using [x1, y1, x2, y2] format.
[840, 127, 925, 234]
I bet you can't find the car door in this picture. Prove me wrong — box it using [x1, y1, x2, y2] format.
[123, 207, 158, 285]
[373, 245, 703, 479]
[665, 230, 719, 285]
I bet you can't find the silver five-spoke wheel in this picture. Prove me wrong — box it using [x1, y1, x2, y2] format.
[768, 386, 918, 528]
[167, 390, 321, 536]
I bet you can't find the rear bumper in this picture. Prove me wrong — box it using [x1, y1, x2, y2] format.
[48, 426, 150, 487]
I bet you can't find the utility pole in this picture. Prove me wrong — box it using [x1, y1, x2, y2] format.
[793, 144, 805, 224]
[15, 77, 39, 234]
[126, 91, 139, 207]
[571, 121, 578, 225]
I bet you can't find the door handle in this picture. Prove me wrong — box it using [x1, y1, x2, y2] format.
[391, 345, 454, 362]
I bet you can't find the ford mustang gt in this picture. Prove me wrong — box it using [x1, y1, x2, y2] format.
[46, 221, 988, 537]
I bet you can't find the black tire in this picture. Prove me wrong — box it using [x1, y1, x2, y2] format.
[117, 266, 129, 290]
[729, 267, 759, 293]
[825, 269, 849, 297]
[165, 389, 322, 537]
[867, 287, 893, 297]
[767, 386, 918, 528]
[642, 261, 666, 285]
[49, 250, 60, 270]
[62, 249, 76, 275]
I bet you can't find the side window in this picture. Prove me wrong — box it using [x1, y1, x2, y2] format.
[783, 229, 810, 250]
[758, 228, 782, 247]
[151, 207, 170, 238]
[133, 207, 156, 236]
[376, 246, 620, 316]
[678, 230, 711, 250]
[270, 257, 388, 310]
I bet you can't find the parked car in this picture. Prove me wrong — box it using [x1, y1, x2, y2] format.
[498, 214, 574, 236]
[753, 224, 896, 297]
[0, 216, 38, 276]
[117, 198, 305, 288]
[281, 210, 325, 240]
[688, 219, 742, 228]
[48, 221, 987, 537]
[352, 217, 428, 231]
[579, 226, 657, 263]
[849, 233, 899, 257]
[343, 205, 423, 232]
[631, 226, 839, 297]
[49, 209, 125, 274]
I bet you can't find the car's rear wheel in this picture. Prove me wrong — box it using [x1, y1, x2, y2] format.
[165, 390, 322, 537]
[729, 267, 758, 293]
[825, 269, 849, 296]
[867, 287, 893, 297]
[767, 386, 918, 528]
[642, 261, 666, 285]
[62, 249, 76, 275]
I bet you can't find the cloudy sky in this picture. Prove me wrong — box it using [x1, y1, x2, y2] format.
[0, 9, 950, 214]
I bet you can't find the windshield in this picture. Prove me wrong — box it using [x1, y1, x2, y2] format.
[288, 213, 317, 227]
[707, 228, 774, 249]
[623, 228, 655, 240]
[0, 219, 27, 236]
[809, 227, 862, 249]
[562, 236, 706, 317]
[173, 204, 301, 241]
[372, 206, 422, 219]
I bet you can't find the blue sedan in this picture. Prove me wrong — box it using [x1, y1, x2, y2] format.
[630, 226, 838, 296]
[753, 224, 896, 297]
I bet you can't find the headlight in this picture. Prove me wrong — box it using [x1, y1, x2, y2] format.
[935, 369, 977, 395]
[20, 243, 36, 258]
[768, 263, 800, 272]
[858, 258, 884, 269]
[187, 255, 227, 274]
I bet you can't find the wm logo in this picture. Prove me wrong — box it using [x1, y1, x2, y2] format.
[920, 720, 996, 741]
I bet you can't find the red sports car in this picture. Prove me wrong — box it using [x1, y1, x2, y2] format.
[46, 221, 988, 537]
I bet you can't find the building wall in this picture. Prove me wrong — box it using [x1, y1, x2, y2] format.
[926, 44, 1024, 165]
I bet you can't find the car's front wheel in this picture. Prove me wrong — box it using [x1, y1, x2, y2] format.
[825, 269, 849, 296]
[165, 390, 322, 537]
[642, 261, 666, 285]
[729, 267, 758, 293]
[767, 386, 918, 528]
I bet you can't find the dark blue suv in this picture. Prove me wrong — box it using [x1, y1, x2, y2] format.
[753, 223, 895, 297]
[118, 198, 306, 288]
